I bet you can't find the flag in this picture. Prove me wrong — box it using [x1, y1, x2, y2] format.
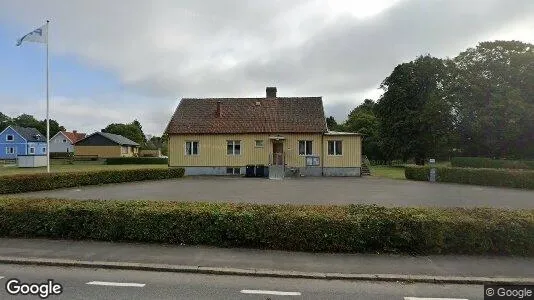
[16, 23, 48, 46]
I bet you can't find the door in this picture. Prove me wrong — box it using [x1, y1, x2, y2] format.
[270, 141, 285, 179]
[272, 142, 284, 165]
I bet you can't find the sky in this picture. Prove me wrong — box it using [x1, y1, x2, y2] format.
[0, 0, 533, 136]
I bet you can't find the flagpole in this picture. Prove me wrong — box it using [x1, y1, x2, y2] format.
[46, 20, 50, 173]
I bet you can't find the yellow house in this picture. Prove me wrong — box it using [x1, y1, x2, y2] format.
[74, 132, 140, 158]
[165, 87, 362, 177]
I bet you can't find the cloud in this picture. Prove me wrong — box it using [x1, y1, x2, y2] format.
[1, 0, 534, 131]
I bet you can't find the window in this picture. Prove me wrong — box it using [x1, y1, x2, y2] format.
[29, 147, 35, 154]
[226, 167, 240, 175]
[185, 141, 199, 155]
[255, 140, 264, 148]
[227, 140, 241, 155]
[298, 140, 312, 155]
[121, 146, 129, 154]
[328, 140, 343, 155]
[5, 147, 15, 154]
[63, 139, 67, 143]
[42, 147, 47, 154]
[6, 134, 14, 141]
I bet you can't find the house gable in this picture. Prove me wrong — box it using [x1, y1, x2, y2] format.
[0, 125, 27, 142]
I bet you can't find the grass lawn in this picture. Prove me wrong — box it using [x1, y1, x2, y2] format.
[370, 165, 406, 180]
[0, 163, 168, 176]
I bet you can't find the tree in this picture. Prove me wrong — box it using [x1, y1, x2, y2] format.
[451, 41, 534, 158]
[0, 112, 12, 132]
[326, 116, 342, 131]
[11, 114, 65, 138]
[103, 120, 146, 144]
[375, 55, 456, 165]
[344, 100, 383, 160]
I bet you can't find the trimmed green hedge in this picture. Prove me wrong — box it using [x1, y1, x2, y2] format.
[0, 199, 532, 255]
[451, 157, 534, 170]
[106, 157, 168, 165]
[405, 166, 534, 189]
[0, 168, 184, 194]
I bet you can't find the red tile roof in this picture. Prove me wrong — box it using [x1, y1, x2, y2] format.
[166, 97, 328, 134]
[63, 131, 87, 143]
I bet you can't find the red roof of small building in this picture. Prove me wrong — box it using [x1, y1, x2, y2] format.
[63, 131, 87, 143]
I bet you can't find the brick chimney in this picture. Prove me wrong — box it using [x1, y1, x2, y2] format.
[216, 101, 222, 117]
[73, 130, 77, 134]
[266, 87, 277, 98]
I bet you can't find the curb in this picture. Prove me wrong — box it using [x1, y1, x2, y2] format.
[0, 256, 532, 285]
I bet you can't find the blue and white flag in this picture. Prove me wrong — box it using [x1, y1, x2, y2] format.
[16, 23, 48, 46]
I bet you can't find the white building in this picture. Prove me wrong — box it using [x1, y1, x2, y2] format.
[49, 130, 87, 153]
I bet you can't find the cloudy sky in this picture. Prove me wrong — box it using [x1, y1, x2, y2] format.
[1, 0, 533, 136]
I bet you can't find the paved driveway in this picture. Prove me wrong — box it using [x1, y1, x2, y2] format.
[15, 176, 534, 209]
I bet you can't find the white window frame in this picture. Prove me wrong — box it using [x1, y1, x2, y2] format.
[255, 140, 264, 148]
[121, 146, 129, 154]
[29, 147, 35, 154]
[6, 134, 14, 141]
[227, 140, 241, 156]
[298, 140, 313, 156]
[63, 139, 67, 143]
[185, 141, 200, 156]
[327, 140, 343, 156]
[5, 147, 15, 154]
[42, 147, 47, 154]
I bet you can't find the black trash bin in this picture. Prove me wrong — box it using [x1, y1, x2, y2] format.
[255, 164, 265, 177]
[245, 165, 256, 177]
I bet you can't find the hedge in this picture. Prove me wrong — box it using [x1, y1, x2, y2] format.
[0, 198, 532, 255]
[0, 168, 184, 194]
[405, 166, 534, 189]
[106, 157, 168, 165]
[451, 157, 534, 170]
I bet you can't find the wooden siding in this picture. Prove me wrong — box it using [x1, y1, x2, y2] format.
[169, 133, 324, 167]
[322, 135, 361, 167]
[74, 145, 129, 158]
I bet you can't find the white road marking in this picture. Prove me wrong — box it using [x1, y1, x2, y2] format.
[405, 298, 468, 300]
[86, 281, 145, 287]
[240, 289, 301, 296]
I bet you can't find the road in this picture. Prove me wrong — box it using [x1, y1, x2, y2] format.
[0, 264, 484, 299]
[15, 176, 534, 209]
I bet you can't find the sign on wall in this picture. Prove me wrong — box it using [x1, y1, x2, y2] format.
[305, 156, 320, 166]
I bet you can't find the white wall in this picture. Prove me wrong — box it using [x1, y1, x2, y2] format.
[49, 133, 74, 153]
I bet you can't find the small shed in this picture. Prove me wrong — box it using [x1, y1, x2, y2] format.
[17, 155, 47, 168]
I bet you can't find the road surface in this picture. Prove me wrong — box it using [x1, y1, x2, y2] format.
[0, 264, 484, 299]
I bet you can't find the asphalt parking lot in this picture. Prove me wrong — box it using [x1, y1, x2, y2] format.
[15, 176, 534, 209]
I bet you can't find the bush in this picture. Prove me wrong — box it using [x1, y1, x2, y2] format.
[405, 166, 534, 189]
[0, 168, 184, 194]
[451, 157, 534, 170]
[106, 157, 168, 165]
[0, 199, 532, 255]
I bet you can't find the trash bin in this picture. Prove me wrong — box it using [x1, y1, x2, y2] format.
[245, 165, 256, 177]
[255, 164, 265, 177]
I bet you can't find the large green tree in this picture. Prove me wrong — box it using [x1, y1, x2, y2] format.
[103, 120, 146, 144]
[451, 41, 534, 158]
[375, 55, 456, 165]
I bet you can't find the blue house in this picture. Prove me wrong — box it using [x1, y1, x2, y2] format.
[0, 125, 47, 160]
